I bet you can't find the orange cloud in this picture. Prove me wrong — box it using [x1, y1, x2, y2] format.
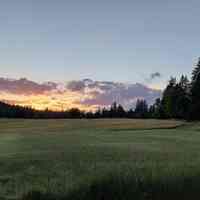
[0, 90, 98, 111]
[0, 78, 161, 111]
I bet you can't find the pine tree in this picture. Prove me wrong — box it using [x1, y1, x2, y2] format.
[135, 99, 148, 118]
[190, 58, 200, 119]
[192, 58, 200, 83]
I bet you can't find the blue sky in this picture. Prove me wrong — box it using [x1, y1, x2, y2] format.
[0, 0, 199, 88]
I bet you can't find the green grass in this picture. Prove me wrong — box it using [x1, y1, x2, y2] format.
[0, 119, 200, 199]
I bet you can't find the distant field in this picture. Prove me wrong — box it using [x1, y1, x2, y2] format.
[0, 118, 183, 133]
[1, 119, 200, 199]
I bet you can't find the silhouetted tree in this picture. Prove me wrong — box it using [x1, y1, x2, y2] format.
[117, 104, 126, 118]
[134, 99, 148, 118]
[68, 108, 82, 118]
[190, 58, 200, 119]
[161, 76, 190, 119]
[94, 108, 101, 118]
[110, 102, 118, 118]
[127, 109, 135, 118]
[149, 100, 162, 119]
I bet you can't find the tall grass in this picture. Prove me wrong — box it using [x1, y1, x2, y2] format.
[21, 167, 200, 200]
[0, 119, 199, 199]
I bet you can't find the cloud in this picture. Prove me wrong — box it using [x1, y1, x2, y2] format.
[66, 80, 85, 92]
[67, 79, 161, 109]
[150, 72, 162, 80]
[88, 85, 160, 109]
[144, 72, 162, 86]
[0, 78, 57, 95]
[0, 77, 162, 111]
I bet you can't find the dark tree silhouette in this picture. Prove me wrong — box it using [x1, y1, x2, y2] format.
[190, 58, 200, 119]
[134, 99, 148, 118]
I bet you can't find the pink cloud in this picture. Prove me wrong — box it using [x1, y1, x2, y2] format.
[0, 78, 57, 95]
[0, 77, 161, 110]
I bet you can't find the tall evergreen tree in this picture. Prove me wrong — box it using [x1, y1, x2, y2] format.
[192, 58, 200, 83]
[117, 104, 126, 117]
[135, 99, 148, 118]
[161, 76, 190, 119]
[150, 98, 165, 118]
[161, 77, 177, 118]
[190, 58, 200, 119]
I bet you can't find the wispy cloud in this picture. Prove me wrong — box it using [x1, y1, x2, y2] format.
[144, 72, 163, 90]
[150, 72, 162, 80]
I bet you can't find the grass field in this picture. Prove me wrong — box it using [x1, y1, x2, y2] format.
[1, 119, 200, 199]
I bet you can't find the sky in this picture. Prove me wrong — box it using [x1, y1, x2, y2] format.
[0, 0, 199, 110]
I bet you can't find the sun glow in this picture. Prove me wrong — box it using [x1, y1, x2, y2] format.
[0, 90, 99, 112]
[0, 78, 161, 111]
[149, 83, 165, 90]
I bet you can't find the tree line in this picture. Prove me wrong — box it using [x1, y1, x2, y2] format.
[149, 58, 200, 120]
[0, 100, 148, 119]
[1, 58, 200, 120]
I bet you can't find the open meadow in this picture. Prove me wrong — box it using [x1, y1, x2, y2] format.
[1, 119, 200, 199]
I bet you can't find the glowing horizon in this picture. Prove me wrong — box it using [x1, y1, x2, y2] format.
[0, 77, 162, 111]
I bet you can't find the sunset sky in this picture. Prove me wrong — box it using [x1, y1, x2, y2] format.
[0, 0, 199, 110]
